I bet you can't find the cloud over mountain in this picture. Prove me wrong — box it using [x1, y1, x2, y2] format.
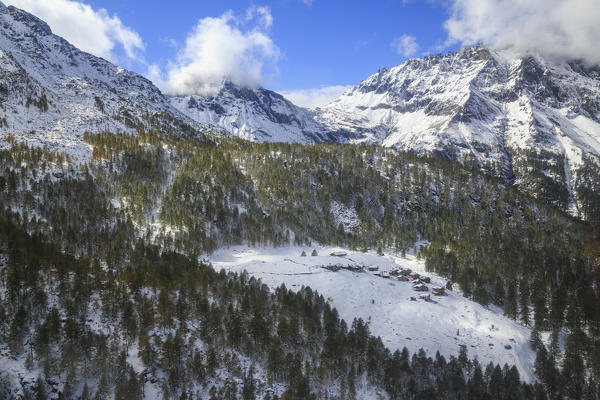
[444, 0, 600, 65]
[149, 7, 280, 96]
[391, 35, 419, 57]
[4, 0, 144, 63]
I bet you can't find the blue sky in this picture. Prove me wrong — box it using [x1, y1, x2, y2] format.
[82, 0, 453, 91]
[6, 0, 598, 107]
[7, 0, 460, 105]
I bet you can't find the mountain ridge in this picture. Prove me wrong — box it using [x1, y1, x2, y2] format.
[169, 44, 600, 218]
[0, 2, 598, 219]
[0, 1, 208, 160]
[170, 80, 339, 144]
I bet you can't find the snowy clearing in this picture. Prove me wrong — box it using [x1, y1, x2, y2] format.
[210, 245, 537, 382]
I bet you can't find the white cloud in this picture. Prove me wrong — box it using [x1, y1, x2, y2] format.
[391, 35, 419, 57]
[151, 7, 280, 96]
[280, 85, 352, 109]
[444, 0, 600, 65]
[4, 0, 144, 63]
[246, 6, 272, 29]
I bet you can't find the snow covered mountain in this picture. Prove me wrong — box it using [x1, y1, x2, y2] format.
[317, 45, 600, 215]
[0, 1, 204, 160]
[168, 45, 600, 216]
[0, 0, 597, 216]
[170, 81, 336, 143]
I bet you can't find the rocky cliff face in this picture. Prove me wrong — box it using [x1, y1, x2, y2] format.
[316, 45, 600, 215]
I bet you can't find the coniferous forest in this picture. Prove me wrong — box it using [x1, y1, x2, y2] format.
[0, 130, 599, 399]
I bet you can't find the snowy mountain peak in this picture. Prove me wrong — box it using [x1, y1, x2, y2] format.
[0, 1, 205, 160]
[0, 2, 598, 218]
[0, 1, 52, 36]
[317, 44, 600, 215]
[170, 81, 337, 143]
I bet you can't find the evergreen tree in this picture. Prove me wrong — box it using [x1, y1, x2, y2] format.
[243, 366, 257, 400]
[34, 376, 47, 400]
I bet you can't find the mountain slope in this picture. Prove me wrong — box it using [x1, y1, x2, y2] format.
[1, 131, 597, 397]
[2, 0, 595, 217]
[170, 81, 337, 143]
[211, 245, 538, 383]
[1, 134, 565, 399]
[0, 1, 205, 160]
[317, 45, 600, 215]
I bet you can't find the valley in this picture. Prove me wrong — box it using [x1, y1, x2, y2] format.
[0, 1, 598, 399]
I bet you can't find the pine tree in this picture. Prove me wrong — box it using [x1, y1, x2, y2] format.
[34, 376, 47, 400]
[458, 344, 470, 370]
[488, 364, 504, 398]
[529, 327, 542, 350]
[504, 281, 518, 319]
[242, 366, 257, 400]
[519, 278, 530, 326]
[80, 383, 90, 400]
[503, 365, 520, 399]
[347, 365, 357, 400]
[467, 360, 486, 400]
[562, 331, 586, 399]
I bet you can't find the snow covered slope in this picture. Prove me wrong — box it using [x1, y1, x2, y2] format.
[211, 245, 539, 382]
[317, 45, 600, 215]
[0, 2, 204, 160]
[170, 81, 336, 143]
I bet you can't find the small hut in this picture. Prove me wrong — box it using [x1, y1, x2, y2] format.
[409, 272, 421, 280]
[432, 286, 445, 296]
[413, 283, 428, 292]
[345, 264, 363, 272]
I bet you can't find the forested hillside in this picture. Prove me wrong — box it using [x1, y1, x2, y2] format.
[0, 131, 598, 398]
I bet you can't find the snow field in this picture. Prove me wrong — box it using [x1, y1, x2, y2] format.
[210, 245, 537, 382]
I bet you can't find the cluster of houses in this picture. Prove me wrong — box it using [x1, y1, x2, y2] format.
[318, 252, 447, 299]
[370, 266, 446, 296]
